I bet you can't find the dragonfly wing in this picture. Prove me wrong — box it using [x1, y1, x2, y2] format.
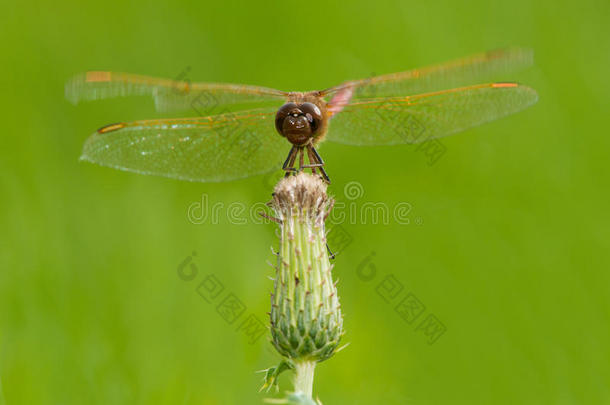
[326, 83, 538, 146]
[66, 71, 288, 114]
[81, 108, 287, 182]
[322, 47, 534, 102]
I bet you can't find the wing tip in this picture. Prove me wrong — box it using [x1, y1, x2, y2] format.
[492, 82, 538, 104]
[492, 82, 519, 88]
[84, 71, 112, 83]
[65, 73, 85, 105]
[97, 122, 127, 134]
[65, 71, 115, 105]
[488, 46, 534, 62]
[523, 85, 539, 105]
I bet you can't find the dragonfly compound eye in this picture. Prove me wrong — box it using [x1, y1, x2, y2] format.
[299, 102, 323, 134]
[275, 103, 299, 135]
[275, 102, 314, 145]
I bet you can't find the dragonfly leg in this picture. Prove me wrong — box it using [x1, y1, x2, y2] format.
[298, 146, 305, 171]
[307, 144, 331, 183]
[283, 144, 330, 183]
[326, 243, 336, 260]
[282, 146, 298, 178]
[303, 146, 323, 177]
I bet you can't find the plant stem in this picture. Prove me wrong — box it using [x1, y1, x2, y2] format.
[293, 360, 316, 399]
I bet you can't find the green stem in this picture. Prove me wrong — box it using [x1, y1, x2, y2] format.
[293, 360, 316, 399]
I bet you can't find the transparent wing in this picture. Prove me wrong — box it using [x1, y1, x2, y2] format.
[81, 108, 288, 182]
[66, 71, 288, 113]
[325, 83, 538, 146]
[322, 47, 533, 104]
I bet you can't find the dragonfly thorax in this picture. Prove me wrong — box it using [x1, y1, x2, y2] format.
[275, 102, 323, 146]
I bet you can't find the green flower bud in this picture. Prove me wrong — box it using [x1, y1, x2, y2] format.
[269, 173, 343, 364]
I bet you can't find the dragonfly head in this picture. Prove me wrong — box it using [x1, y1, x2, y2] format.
[275, 102, 323, 145]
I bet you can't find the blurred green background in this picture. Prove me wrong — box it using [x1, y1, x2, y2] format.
[1, 0, 609, 403]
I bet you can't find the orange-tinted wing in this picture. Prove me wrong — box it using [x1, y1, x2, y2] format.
[322, 47, 533, 106]
[81, 107, 287, 182]
[326, 83, 538, 145]
[66, 71, 288, 114]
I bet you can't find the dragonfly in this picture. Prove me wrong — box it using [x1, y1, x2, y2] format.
[66, 47, 537, 183]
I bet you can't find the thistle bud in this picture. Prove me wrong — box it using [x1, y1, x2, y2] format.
[263, 173, 343, 399]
